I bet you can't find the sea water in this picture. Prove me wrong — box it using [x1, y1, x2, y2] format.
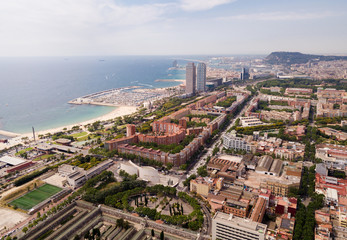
[0, 56, 186, 134]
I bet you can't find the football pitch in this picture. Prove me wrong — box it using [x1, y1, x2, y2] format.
[10, 184, 62, 210]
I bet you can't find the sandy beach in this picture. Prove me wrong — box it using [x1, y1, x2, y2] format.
[0, 105, 137, 150]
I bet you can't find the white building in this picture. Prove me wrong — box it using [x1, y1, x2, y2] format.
[240, 117, 264, 127]
[58, 160, 113, 189]
[212, 212, 267, 240]
[223, 131, 255, 153]
[119, 161, 160, 184]
[326, 188, 338, 205]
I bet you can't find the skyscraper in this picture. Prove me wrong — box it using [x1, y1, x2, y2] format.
[186, 62, 196, 95]
[196, 63, 206, 92]
[241, 67, 249, 80]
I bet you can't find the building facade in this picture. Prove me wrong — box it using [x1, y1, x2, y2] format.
[223, 131, 256, 153]
[196, 63, 206, 92]
[212, 212, 267, 240]
[186, 62, 196, 95]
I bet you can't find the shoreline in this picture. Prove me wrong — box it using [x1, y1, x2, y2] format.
[0, 80, 183, 150]
[0, 105, 137, 150]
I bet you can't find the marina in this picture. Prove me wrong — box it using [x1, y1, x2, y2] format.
[69, 86, 181, 107]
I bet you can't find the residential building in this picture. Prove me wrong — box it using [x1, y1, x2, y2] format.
[190, 177, 211, 197]
[250, 198, 266, 223]
[212, 211, 267, 240]
[240, 117, 264, 127]
[262, 178, 300, 197]
[223, 130, 256, 153]
[316, 144, 347, 168]
[222, 199, 249, 218]
[319, 127, 347, 141]
[285, 88, 313, 95]
[126, 124, 136, 137]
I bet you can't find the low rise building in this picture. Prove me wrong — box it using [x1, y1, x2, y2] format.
[261, 177, 301, 197]
[316, 144, 347, 168]
[222, 199, 249, 218]
[255, 155, 283, 176]
[190, 177, 212, 197]
[319, 127, 347, 141]
[240, 117, 264, 127]
[212, 211, 267, 240]
[58, 160, 113, 189]
[285, 87, 313, 95]
[250, 197, 266, 223]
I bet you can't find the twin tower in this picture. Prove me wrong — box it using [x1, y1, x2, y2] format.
[186, 62, 206, 95]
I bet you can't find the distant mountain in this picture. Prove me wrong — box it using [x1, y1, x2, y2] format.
[265, 52, 347, 65]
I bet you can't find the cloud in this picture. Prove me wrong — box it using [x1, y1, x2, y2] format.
[0, 0, 175, 55]
[0, 0, 171, 29]
[180, 0, 236, 12]
[219, 11, 335, 21]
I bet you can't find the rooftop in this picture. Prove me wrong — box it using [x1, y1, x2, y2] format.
[213, 211, 267, 233]
[0, 156, 26, 166]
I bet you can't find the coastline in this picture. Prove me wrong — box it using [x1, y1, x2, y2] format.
[0, 76, 183, 150]
[0, 105, 137, 150]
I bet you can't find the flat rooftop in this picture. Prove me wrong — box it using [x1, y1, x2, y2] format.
[217, 155, 242, 163]
[213, 211, 267, 233]
[0, 156, 26, 166]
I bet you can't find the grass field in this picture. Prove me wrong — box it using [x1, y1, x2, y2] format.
[10, 184, 62, 210]
[33, 154, 55, 161]
[71, 131, 88, 138]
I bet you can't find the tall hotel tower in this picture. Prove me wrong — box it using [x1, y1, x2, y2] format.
[186, 62, 196, 95]
[196, 63, 206, 92]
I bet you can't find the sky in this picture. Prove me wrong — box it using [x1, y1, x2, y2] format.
[1, 0, 347, 56]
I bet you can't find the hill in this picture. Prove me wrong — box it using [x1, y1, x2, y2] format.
[265, 52, 347, 65]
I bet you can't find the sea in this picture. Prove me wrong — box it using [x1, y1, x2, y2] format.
[0, 56, 188, 137]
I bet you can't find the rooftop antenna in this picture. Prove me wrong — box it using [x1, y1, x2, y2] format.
[32, 126, 36, 142]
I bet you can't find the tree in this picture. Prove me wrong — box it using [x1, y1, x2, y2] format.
[197, 166, 208, 177]
[92, 228, 100, 238]
[151, 229, 155, 237]
[160, 231, 164, 240]
[84, 231, 90, 240]
[37, 212, 41, 218]
[123, 221, 130, 230]
[166, 162, 173, 170]
[22, 227, 28, 234]
[116, 218, 124, 228]
[73, 235, 80, 240]
[212, 146, 219, 156]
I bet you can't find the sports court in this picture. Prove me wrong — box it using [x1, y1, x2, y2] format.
[10, 184, 62, 210]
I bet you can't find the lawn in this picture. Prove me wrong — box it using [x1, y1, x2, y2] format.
[10, 184, 62, 210]
[33, 154, 55, 161]
[15, 147, 33, 156]
[71, 131, 88, 138]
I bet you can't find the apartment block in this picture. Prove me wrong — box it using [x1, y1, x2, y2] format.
[212, 212, 267, 240]
[223, 130, 256, 153]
